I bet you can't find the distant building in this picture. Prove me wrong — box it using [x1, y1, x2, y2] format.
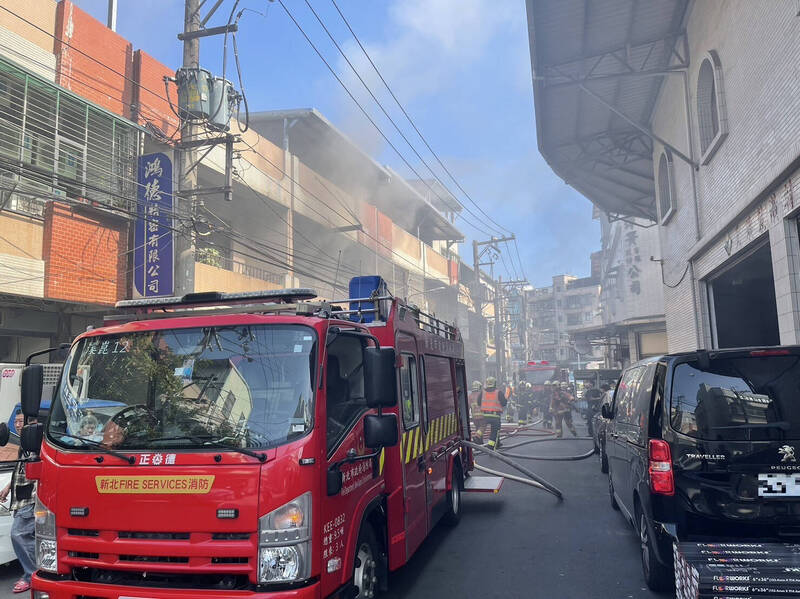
[528, 273, 603, 368]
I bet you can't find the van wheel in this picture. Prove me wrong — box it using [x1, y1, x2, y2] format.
[609, 475, 619, 511]
[637, 507, 673, 592]
[600, 443, 609, 474]
[442, 463, 463, 526]
[353, 526, 380, 599]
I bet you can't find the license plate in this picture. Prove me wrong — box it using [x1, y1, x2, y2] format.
[758, 473, 800, 496]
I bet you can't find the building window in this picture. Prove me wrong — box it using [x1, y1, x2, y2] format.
[696, 50, 728, 164]
[656, 150, 676, 224]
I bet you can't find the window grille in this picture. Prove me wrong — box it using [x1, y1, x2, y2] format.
[0, 57, 140, 215]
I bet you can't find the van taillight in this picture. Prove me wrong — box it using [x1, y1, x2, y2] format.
[648, 439, 674, 496]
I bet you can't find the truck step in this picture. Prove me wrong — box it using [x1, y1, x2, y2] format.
[464, 476, 503, 494]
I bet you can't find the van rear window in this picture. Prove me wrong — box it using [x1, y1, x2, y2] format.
[671, 355, 800, 440]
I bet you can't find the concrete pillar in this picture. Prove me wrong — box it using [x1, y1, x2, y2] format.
[770, 217, 800, 344]
[285, 154, 298, 289]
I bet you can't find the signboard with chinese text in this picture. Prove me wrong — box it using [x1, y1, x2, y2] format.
[134, 152, 174, 297]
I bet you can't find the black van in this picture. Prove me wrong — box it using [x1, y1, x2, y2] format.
[603, 347, 800, 591]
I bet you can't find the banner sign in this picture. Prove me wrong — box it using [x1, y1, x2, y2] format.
[134, 152, 173, 297]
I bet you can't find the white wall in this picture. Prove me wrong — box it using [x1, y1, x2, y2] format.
[651, 0, 800, 351]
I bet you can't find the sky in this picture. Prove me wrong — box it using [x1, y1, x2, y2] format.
[73, 0, 600, 287]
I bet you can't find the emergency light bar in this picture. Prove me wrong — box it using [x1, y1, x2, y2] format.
[116, 288, 318, 311]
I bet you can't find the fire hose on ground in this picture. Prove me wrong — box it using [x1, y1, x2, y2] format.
[461, 439, 564, 501]
[462, 417, 602, 500]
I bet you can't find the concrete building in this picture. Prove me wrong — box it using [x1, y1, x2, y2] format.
[527, 0, 796, 354]
[528, 273, 603, 368]
[0, 1, 493, 377]
[572, 211, 667, 368]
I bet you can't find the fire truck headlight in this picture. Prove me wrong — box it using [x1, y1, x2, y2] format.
[258, 492, 311, 583]
[34, 498, 57, 573]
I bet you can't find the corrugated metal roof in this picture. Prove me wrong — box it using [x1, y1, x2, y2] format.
[527, 0, 689, 220]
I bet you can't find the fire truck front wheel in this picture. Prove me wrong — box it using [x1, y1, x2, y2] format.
[353, 525, 380, 599]
[442, 462, 463, 526]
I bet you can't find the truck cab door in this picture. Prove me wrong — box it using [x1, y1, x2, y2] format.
[396, 334, 428, 559]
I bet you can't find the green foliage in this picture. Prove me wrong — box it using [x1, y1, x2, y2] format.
[197, 247, 222, 267]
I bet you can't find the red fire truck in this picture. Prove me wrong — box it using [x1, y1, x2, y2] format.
[519, 360, 558, 392]
[15, 276, 496, 599]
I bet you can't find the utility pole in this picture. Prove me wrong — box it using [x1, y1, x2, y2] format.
[472, 235, 517, 381]
[175, 0, 200, 296]
[494, 276, 506, 382]
[521, 288, 529, 361]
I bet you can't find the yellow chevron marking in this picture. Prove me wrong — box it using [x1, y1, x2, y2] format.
[379, 448, 385, 476]
[401, 431, 407, 457]
[405, 429, 414, 463]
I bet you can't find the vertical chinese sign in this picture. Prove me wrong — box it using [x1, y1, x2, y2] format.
[134, 152, 174, 297]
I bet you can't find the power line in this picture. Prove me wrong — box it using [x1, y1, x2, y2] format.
[329, 0, 514, 238]
[277, 0, 496, 240]
[302, 0, 499, 238]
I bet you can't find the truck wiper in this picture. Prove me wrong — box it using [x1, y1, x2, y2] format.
[710, 421, 791, 430]
[148, 434, 267, 462]
[56, 433, 134, 464]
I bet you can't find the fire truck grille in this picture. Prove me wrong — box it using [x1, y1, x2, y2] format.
[118, 531, 191, 540]
[73, 568, 250, 591]
[68, 529, 99, 537]
[63, 529, 258, 589]
[211, 556, 249, 564]
[119, 555, 190, 564]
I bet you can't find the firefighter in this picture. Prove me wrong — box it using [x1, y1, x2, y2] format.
[583, 381, 603, 436]
[517, 382, 533, 425]
[541, 382, 554, 429]
[552, 382, 578, 438]
[468, 381, 485, 443]
[504, 381, 515, 422]
[481, 376, 507, 449]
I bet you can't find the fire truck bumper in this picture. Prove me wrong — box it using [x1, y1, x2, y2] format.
[31, 575, 321, 599]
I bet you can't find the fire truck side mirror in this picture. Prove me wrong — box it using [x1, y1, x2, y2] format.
[0, 423, 9, 447]
[364, 347, 397, 408]
[364, 414, 398, 449]
[21, 365, 44, 418]
[20, 423, 43, 454]
[327, 468, 343, 496]
[601, 403, 612, 419]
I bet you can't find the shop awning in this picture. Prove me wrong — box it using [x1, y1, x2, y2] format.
[526, 0, 689, 221]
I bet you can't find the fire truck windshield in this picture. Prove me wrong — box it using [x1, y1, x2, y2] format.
[523, 369, 556, 385]
[48, 324, 316, 452]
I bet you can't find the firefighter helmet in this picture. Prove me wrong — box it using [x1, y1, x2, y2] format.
[486, 376, 497, 388]
[472, 380, 482, 391]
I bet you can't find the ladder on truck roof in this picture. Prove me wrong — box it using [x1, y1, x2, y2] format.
[110, 289, 321, 323]
[112, 286, 460, 341]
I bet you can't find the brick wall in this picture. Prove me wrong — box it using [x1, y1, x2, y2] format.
[134, 49, 178, 138]
[54, 0, 133, 119]
[42, 202, 128, 305]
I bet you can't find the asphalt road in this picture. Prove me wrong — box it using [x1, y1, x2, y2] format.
[384, 421, 672, 599]
[0, 560, 22, 598]
[0, 422, 672, 599]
